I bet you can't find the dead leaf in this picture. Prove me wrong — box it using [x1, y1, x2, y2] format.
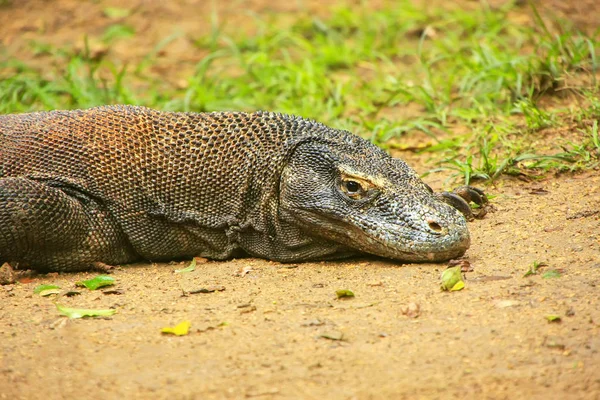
[302, 319, 325, 327]
[187, 285, 226, 294]
[161, 321, 191, 336]
[102, 289, 125, 295]
[448, 259, 473, 273]
[239, 305, 257, 314]
[320, 330, 344, 341]
[529, 187, 549, 195]
[566, 209, 599, 220]
[195, 323, 219, 333]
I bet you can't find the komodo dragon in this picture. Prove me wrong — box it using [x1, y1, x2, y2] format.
[0, 105, 486, 272]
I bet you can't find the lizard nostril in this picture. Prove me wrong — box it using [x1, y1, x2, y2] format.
[427, 219, 443, 232]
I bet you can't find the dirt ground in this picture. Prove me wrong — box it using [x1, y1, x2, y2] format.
[1, 1, 599, 399]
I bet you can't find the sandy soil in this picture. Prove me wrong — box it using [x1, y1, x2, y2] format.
[1, 1, 599, 399]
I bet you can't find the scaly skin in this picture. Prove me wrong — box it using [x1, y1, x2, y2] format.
[0, 105, 472, 272]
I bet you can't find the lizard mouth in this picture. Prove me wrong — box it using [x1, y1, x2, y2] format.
[294, 207, 471, 263]
[315, 197, 472, 262]
[343, 220, 471, 262]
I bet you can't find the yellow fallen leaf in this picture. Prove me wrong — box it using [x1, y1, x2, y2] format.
[450, 280, 465, 291]
[441, 265, 465, 291]
[161, 320, 191, 336]
[56, 303, 116, 319]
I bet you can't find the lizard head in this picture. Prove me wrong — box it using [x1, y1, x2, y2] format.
[279, 135, 470, 262]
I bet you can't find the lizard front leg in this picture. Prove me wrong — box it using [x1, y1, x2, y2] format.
[0, 177, 138, 272]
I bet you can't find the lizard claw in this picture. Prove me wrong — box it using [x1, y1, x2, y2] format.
[439, 185, 488, 221]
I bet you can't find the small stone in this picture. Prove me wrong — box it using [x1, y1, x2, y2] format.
[401, 302, 421, 318]
[0, 263, 16, 285]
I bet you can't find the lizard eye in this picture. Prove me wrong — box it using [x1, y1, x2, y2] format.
[341, 179, 366, 199]
[344, 180, 360, 193]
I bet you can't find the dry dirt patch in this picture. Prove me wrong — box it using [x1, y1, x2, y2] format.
[0, 1, 599, 399]
[2, 173, 599, 400]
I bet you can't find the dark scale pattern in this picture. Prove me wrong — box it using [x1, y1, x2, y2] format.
[0, 105, 471, 271]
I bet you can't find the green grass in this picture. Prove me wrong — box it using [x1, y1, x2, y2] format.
[0, 0, 598, 185]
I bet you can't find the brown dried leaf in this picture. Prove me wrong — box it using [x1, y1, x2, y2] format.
[188, 285, 226, 294]
[320, 330, 344, 341]
[302, 319, 325, 327]
[448, 258, 473, 273]
[102, 289, 125, 295]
